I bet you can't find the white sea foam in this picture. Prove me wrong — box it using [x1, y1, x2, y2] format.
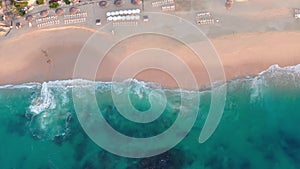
[0, 82, 40, 89]
[258, 64, 300, 76]
[250, 64, 300, 102]
[29, 82, 56, 114]
[132, 82, 146, 99]
[0, 78, 199, 94]
[256, 64, 300, 86]
[2, 64, 299, 109]
[1, 64, 299, 91]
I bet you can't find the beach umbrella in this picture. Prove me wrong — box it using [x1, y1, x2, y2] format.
[112, 16, 118, 21]
[131, 0, 141, 5]
[40, 10, 49, 17]
[99, 0, 109, 8]
[26, 15, 34, 22]
[135, 9, 141, 14]
[114, 0, 123, 7]
[55, 8, 64, 16]
[225, 2, 232, 9]
[125, 15, 131, 20]
[119, 10, 125, 15]
[130, 15, 135, 20]
[115, 11, 120, 15]
[107, 16, 113, 21]
[127, 10, 133, 14]
[106, 12, 111, 17]
[3, 12, 13, 21]
[117, 16, 122, 20]
[135, 15, 140, 20]
[121, 16, 126, 20]
[111, 11, 116, 16]
[225, 0, 233, 9]
[70, 7, 79, 14]
[16, 22, 22, 29]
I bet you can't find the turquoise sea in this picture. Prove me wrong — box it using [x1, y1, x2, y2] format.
[0, 64, 300, 169]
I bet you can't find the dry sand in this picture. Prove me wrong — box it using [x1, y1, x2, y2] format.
[0, 28, 300, 89]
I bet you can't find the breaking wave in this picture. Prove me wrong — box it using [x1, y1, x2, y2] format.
[1, 64, 299, 141]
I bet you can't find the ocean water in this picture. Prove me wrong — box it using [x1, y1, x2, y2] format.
[0, 64, 300, 169]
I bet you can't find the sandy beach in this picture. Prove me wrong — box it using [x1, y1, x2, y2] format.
[0, 27, 300, 89]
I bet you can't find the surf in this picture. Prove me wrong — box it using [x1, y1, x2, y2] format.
[0, 64, 300, 168]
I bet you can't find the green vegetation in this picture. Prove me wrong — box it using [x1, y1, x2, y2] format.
[0, 1, 2, 7]
[36, 0, 44, 5]
[19, 10, 26, 16]
[49, 2, 59, 8]
[63, 0, 70, 5]
[13, 1, 28, 17]
[14, 1, 28, 8]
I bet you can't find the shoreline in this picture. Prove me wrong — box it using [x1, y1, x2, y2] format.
[0, 63, 297, 88]
[1, 28, 300, 89]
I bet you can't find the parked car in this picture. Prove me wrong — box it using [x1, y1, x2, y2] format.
[95, 19, 101, 26]
[143, 15, 149, 22]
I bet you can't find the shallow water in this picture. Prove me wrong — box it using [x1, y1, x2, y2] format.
[0, 65, 300, 169]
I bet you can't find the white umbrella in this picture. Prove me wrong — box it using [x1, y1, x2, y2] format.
[119, 10, 125, 15]
[112, 16, 118, 21]
[111, 11, 116, 16]
[117, 16, 122, 20]
[115, 11, 120, 15]
[125, 15, 131, 20]
[131, 9, 136, 14]
[107, 16, 113, 21]
[106, 12, 111, 17]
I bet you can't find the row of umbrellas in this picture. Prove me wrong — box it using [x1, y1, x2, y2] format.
[25, 0, 142, 22]
[26, 7, 79, 21]
[99, 0, 141, 7]
[106, 9, 141, 17]
[107, 15, 140, 21]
